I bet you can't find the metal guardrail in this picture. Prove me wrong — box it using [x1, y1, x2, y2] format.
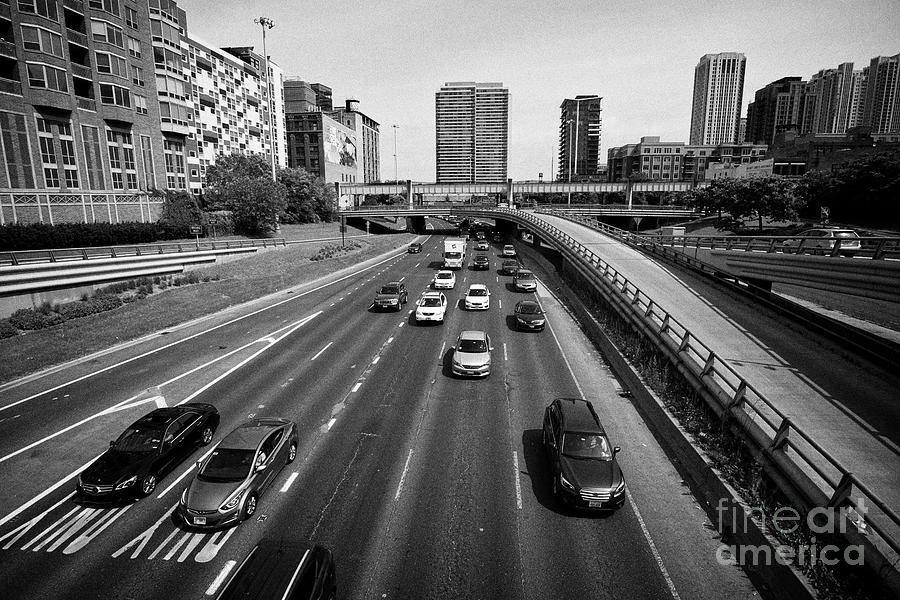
[477, 206, 900, 559]
[0, 238, 286, 267]
[642, 233, 900, 260]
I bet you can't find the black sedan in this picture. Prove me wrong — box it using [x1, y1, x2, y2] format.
[78, 403, 219, 500]
[514, 300, 546, 331]
[472, 254, 490, 270]
[408, 242, 422, 253]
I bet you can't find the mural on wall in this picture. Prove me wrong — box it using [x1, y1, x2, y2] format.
[325, 126, 357, 167]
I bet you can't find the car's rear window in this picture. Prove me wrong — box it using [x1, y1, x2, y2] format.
[468, 288, 488, 296]
[457, 339, 487, 352]
[436, 272, 452, 279]
[380, 285, 399, 294]
[421, 297, 442, 307]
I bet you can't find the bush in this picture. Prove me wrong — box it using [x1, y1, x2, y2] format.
[0, 320, 18, 339]
[89, 294, 124, 312]
[0, 221, 193, 251]
[8, 308, 63, 330]
[58, 301, 98, 320]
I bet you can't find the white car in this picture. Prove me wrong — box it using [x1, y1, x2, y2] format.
[433, 270, 456, 289]
[502, 244, 516, 257]
[451, 330, 493, 377]
[416, 292, 447, 323]
[464, 284, 491, 310]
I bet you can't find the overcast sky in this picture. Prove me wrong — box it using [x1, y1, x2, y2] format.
[180, 0, 899, 182]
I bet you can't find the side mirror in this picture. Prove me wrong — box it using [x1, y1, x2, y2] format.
[256, 464, 268, 472]
[613, 446, 621, 455]
[489, 345, 494, 351]
[196, 460, 203, 469]
[109, 440, 116, 447]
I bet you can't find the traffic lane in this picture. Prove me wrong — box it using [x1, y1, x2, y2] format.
[514, 243, 759, 598]
[0, 268, 433, 599]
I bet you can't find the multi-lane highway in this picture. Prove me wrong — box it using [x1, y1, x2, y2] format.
[0, 233, 759, 599]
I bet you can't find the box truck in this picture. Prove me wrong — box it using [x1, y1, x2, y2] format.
[443, 239, 466, 269]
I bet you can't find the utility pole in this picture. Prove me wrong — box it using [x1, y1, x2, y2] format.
[254, 16, 276, 181]
[392, 124, 399, 181]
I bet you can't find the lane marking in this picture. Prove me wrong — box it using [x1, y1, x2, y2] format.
[351, 382, 362, 393]
[206, 560, 236, 596]
[414, 263, 420, 268]
[1, 251, 404, 410]
[387, 337, 394, 343]
[503, 343, 508, 361]
[394, 449, 414, 501]
[310, 342, 333, 361]
[439, 341, 446, 357]
[372, 356, 380, 365]
[280, 472, 299, 493]
[327, 418, 337, 430]
[156, 445, 216, 499]
[498, 298, 502, 309]
[0, 460, 92, 529]
[512, 451, 523, 510]
[398, 322, 404, 328]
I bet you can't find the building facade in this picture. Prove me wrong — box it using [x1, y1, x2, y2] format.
[863, 53, 899, 135]
[689, 52, 746, 145]
[800, 63, 868, 135]
[607, 136, 767, 182]
[329, 99, 379, 182]
[746, 76, 805, 145]
[557, 95, 602, 181]
[435, 81, 509, 184]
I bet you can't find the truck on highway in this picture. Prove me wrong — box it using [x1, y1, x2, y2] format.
[443, 238, 466, 269]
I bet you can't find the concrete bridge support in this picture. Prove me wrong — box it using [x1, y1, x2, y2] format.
[407, 215, 427, 234]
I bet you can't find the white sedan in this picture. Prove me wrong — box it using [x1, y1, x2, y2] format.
[464, 284, 491, 310]
[433, 270, 456, 289]
[415, 292, 447, 323]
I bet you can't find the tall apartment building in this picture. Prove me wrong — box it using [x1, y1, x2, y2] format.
[746, 77, 805, 145]
[330, 99, 379, 182]
[689, 53, 746, 145]
[863, 53, 899, 135]
[557, 95, 602, 181]
[800, 63, 868, 135]
[435, 81, 508, 184]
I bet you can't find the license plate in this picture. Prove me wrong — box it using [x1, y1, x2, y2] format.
[588, 501, 603, 508]
[193, 516, 206, 525]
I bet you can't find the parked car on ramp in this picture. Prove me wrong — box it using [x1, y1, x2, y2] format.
[781, 228, 861, 257]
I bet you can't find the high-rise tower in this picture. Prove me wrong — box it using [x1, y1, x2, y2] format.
[689, 53, 746, 144]
[557, 96, 602, 181]
[435, 82, 508, 183]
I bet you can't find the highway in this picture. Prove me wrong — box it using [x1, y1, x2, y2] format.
[0, 233, 758, 599]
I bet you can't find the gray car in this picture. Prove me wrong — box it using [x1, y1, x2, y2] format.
[179, 418, 297, 529]
[451, 330, 493, 377]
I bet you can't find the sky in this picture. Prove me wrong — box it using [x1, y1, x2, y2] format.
[179, 0, 899, 182]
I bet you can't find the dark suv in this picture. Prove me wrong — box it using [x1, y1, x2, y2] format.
[215, 539, 336, 600]
[374, 282, 408, 311]
[542, 397, 625, 511]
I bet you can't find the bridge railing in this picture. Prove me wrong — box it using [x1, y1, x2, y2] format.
[636, 233, 900, 260]
[0, 238, 286, 267]
[499, 207, 900, 561]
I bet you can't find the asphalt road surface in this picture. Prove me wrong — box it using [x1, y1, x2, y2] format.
[0, 235, 758, 599]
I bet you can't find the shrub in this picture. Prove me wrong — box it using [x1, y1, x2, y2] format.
[89, 294, 123, 312]
[0, 221, 192, 251]
[8, 308, 63, 330]
[0, 320, 18, 339]
[58, 301, 98, 320]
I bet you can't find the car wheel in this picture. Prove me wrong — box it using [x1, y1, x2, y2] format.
[200, 426, 214, 446]
[242, 493, 258, 520]
[287, 441, 297, 463]
[139, 473, 157, 497]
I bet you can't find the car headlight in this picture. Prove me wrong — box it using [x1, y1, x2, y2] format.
[533, 319, 545, 325]
[614, 479, 626, 493]
[115, 475, 137, 490]
[559, 474, 576, 491]
[180, 489, 188, 505]
[220, 493, 242, 511]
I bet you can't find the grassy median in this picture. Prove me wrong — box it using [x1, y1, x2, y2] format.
[1, 225, 416, 384]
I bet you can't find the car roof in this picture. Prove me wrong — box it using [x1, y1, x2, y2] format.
[132, 406, 200, 429]
[383, 281, 402, 286]
[216, 540, 330, 600]
[219, 419, 290, 450]
[422, 291, 443, 298]
[458, 330, 487, 341]
[504, 244, 514, 248]
[555, 398, 605, 434]
[516, 300, 540, 309]
[468, 283, 487, 290]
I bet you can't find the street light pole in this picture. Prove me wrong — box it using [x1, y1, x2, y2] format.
[255, 16, 276, 182]
[392, 124, 399, 181]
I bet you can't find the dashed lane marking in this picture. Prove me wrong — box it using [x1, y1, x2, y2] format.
[513, 451, 523, 510]
[311, 342, 333, 361]
[206, 560, 236, 596]
[281, 472, 300, 493]
[395, 449, 414, 501]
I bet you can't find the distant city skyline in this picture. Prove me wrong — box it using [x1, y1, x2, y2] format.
[179, 0, 899, 181]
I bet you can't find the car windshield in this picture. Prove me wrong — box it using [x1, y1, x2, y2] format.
[199, 448, 254, 482]
[457, 339, 488, 352]
[115, 427, 163, 452]
[421, 297, 442, 307]
[468, 288, 488, 296]
[445, 252, 462, 258]
[563, 433, 611, 459]
[476, 256, 488, 262]
[436, 273, 452, 279]
[517, 272, 534, 280]
[518, 303, 541, 315]
[379, 285, 399, 294]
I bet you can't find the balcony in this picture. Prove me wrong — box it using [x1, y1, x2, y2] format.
[198, 92, 215, 107]
[0, 3, 10, 19]
[71, 63, 92, 80]
[0, 39, 15, 59]
[160, 119, 189, 135]
[76, 97, 95, 111]
[67, 29, 88, 48]
[100, 104, 134, 124]
[30, 89, 74, 111]
[0, 77, 21, 95]
[63, 0, 84, 14]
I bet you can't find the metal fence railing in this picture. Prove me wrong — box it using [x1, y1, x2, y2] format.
[637, 233, 900, 261]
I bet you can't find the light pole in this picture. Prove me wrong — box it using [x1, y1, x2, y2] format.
[392, 124, 399, 181]
[566, 119, 574, 206]
[566, 95, 600, 206]
[254, 16, 276, 182]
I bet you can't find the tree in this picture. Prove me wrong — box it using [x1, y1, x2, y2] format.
[708, 177, 802, 231]
[204, 153, 271, 210]
[223, 176, 287, 235]
[158, 189, 201, 228]
[278, 167, 338, 223]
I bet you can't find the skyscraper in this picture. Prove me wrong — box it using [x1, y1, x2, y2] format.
[746, 77, 805, 145]
[689, 53, 746, 145]
[800, 63, 868, 135]
[557, 96, 603, 181]
[863, 54, 900, 134]
[435, 82, 509, 183]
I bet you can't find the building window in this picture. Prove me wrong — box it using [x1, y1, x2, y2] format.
[95, 52, 128, 77]
[17, 0, 58, 21]
[140, 135, 156, 189]
[99, 83, 131, 107]
[36, 116, 79, 189]
[89, 0, 120, 17]
[134, 94, 148, 115]
[26, 63, 68, 92]
[21, 26, 64, 57]
[127, 37, 141, 59]
[131, 65, 144, 86]
[106, 129, 137, 190]
[124, 5, 139, 29]
[91, 20, 124, 48]
[164, 139, 186, 189]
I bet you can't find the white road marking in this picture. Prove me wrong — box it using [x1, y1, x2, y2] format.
[394, 449, 414, 500]
[503, 343, 508, 361]
[387, 337, 394, 343]
[194, 528, 236, 563]
[512, 451, 523, 510]
[281, 472, 300, 493]
[399, 276, 405, 282]
[330, 303, 335, 307]
[351, 382, 362, 393]
[63, 504, 132, 554]
[372, 356, 380, 365]
[498, 298, 502, 309]
[0, 461, 93, 529]
[327, 417, 337, 430]
[311, 342, 333, 361]
[414, 262, 420, 268]
[206, 560, 237, 596]
[398, 322, 404, 328]
[1, 493, 74, 549]
[156, 445, 216, 498]
[439, 341, 446, 357]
